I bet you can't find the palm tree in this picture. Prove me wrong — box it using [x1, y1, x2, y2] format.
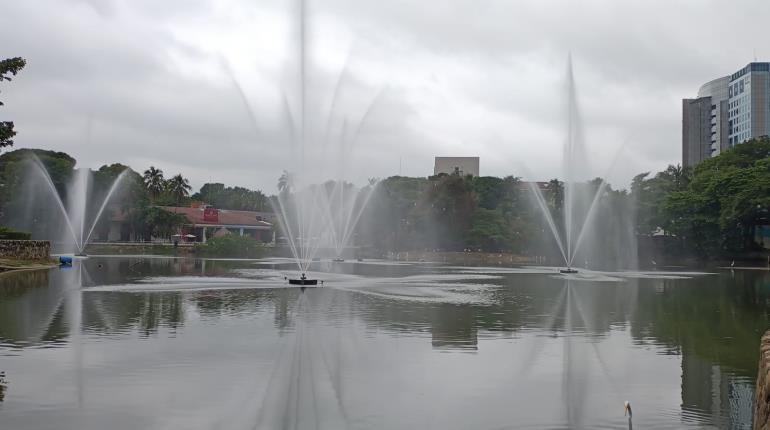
[166, 174, 192, 206]
[277, 170, 291, 193]
[143, 166, 165, 200]
[547, 178, 564, 212]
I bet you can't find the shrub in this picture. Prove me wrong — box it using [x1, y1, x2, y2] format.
[0, 226, 31, 240]
[195, 234, 264, 258]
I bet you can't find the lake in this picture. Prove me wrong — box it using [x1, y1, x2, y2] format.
[0, 256, 768, 429]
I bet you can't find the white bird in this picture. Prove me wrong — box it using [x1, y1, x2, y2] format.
[731, 260, 735, 267]
[624, 400, 632, 418]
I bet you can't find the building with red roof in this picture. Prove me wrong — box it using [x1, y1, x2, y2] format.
[157, 206, 272, 243]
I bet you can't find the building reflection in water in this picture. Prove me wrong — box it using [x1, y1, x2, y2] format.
[0, 260, 769, 427]
[0, 370, 7, 403]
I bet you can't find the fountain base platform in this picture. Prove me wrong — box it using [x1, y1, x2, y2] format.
[332, 258, 345, 262]
[559, 268, 578, 274]
[288, 273, 320, 286]
[289, 278, 319, 286]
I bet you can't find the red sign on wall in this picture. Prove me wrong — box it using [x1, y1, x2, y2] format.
[203, 207, 219, 223]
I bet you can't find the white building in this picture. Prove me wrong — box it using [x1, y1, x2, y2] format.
[433, 157, 480, 177]
[727, 62, 770, 147]
[683, 62, 770, 167]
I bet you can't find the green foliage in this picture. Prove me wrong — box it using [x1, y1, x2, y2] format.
[166, 174, 192, 205]
[192, 182, 269, 211]
[0, 149, 76, 230]
[142, 166, 165, 201]
[632, 164, 692, 236]
[0, 57, 26, 149]
[359, 174, 534, 253]
[656, 138, 770, 257]
[466, 208, 513, 251]
[141, 207, 186, 239]
[196, 234, 264, 258]
[0, 226, 30, 240]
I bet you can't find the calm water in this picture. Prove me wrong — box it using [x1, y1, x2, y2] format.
[0, 256, 769, 429]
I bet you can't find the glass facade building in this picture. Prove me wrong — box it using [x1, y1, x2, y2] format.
[683, 62, 770, 166]
[727, 62, 770, 147]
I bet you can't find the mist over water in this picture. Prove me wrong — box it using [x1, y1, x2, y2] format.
[269, 0, 384, 273]
[528, 57, 637, 271]
[5, 155, 130, 254]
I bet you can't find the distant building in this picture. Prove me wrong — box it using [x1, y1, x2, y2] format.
[683, 63, 770, 167]
[683, 96, 717, 167]
[434, 157, 479, 177]
[104, 205, 273, 243]
[158, 206, 272, 243]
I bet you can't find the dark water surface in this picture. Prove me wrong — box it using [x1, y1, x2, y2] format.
[0, 256, 768, 429]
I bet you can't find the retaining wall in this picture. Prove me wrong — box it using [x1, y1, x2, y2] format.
[0, 240, 50, 260]
[755, 331, 770, 430]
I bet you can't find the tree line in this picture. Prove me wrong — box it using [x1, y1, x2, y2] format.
[0, 148, 269, 242]
[358, 139, 769, 261]
[1, 55, 768, 260]
[2, 138, 768, 260]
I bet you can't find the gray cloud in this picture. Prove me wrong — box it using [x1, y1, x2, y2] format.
[2, 0, 766, 192]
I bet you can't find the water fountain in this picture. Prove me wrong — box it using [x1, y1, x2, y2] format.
[21, 154, 130, 256]
[528, 56, 635, 272]
[237, 0, 383, 284]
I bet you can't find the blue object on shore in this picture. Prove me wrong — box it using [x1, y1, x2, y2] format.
[59, 256, 73, 266]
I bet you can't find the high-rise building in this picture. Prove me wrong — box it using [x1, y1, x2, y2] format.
[682, 97, 715, 167]
[682, 77, 729, 167]
[682, 62, 770, 167]
[727, 62, 770, 147]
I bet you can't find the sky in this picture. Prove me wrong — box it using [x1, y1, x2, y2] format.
[2, 0, 769, 194]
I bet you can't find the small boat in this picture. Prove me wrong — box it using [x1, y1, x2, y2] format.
[559, 268, 578, 274]
[332, 258, 345, 262]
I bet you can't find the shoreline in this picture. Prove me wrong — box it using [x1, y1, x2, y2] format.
[0, 258, 58, 273]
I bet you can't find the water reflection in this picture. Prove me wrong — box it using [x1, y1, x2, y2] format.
[0, 258, 768, 429]
[0, 370, 7, 402]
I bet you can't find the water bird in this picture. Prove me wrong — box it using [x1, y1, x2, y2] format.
[624, 400, 632, 418]
[730, 260, 735, 267]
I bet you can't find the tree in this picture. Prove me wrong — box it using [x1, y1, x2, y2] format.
[631, 164, 692, 236]
[142, 166, 165, 200]
[142, 207, 186, 239]
[661, 138, 770, 257]
[0, 57, 26, 150]
[0, 149, 75, 235]
[466, 208, 513, 251]
[415, 174, 477, 250]
[546, 179, 564, 214]
[166, 174, 192, 205]
[192, 182, 269, 211]
[277, 170, 292, 193]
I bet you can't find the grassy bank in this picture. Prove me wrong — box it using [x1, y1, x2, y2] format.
[0, 257, 57, 272]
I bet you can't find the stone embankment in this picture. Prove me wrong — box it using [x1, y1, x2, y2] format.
[390, 250, 534, 265]
[0, 240, 54, 272]
[755, 331, 770, 430]
[0, 240, 50, 260]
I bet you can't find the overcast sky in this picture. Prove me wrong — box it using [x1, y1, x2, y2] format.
[2, 0, 768, 193]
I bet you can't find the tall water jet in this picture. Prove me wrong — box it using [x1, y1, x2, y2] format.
[266, 0, 384, 276]
[529, 56, 635, 271]
[18, 154, 131, 255]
